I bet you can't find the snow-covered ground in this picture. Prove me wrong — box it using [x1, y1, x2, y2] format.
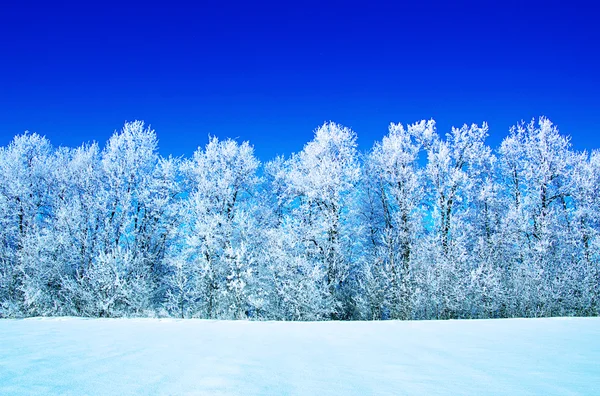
[0, 317, 598, 395]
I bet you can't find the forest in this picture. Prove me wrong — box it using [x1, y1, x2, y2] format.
[0, 117, 598, 320]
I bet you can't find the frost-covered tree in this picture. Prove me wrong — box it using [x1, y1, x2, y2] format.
[360, 120, 433, 319]
[269, 122, 361, 319]
[498, 118, 581, 317]
[39, 143, 104, 315]
[0, 133, 56, 316]
[166, 137, 260, 319]
[417, 122, 494, 319]
[569, 150, 600, 315]
[70, 121, 183, 317]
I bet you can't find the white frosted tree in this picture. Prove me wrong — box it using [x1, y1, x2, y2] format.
[569, 150, 600, 315]
[0, 133, 56, 316]
[360, 120, 433, 319]
[39, 143, 104, 315]
[269, 122, 361, 319]
[167, 137, 260, 319]
[418, 122, 493, 319]
[68, 121, 184, 317]
[497, 117, 579, 316]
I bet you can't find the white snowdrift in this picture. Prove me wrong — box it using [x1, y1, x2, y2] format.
[0, 317, 598, 395]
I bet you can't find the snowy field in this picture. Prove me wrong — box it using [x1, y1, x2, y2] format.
[0, 317, 598, 395]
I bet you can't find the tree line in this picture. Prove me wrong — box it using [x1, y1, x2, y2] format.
[1, 117, 598, 320]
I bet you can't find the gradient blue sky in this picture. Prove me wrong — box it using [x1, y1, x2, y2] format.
[1, 0, 598, 160]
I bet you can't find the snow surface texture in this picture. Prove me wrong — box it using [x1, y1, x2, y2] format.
[1, 317, 598, 395]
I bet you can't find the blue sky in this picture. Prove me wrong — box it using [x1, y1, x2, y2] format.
[1, 0, 598, 160]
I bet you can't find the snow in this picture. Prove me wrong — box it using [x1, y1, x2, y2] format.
[0, 317, 598, 395]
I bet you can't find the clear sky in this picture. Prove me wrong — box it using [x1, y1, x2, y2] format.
[1, 0, 598, 160]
